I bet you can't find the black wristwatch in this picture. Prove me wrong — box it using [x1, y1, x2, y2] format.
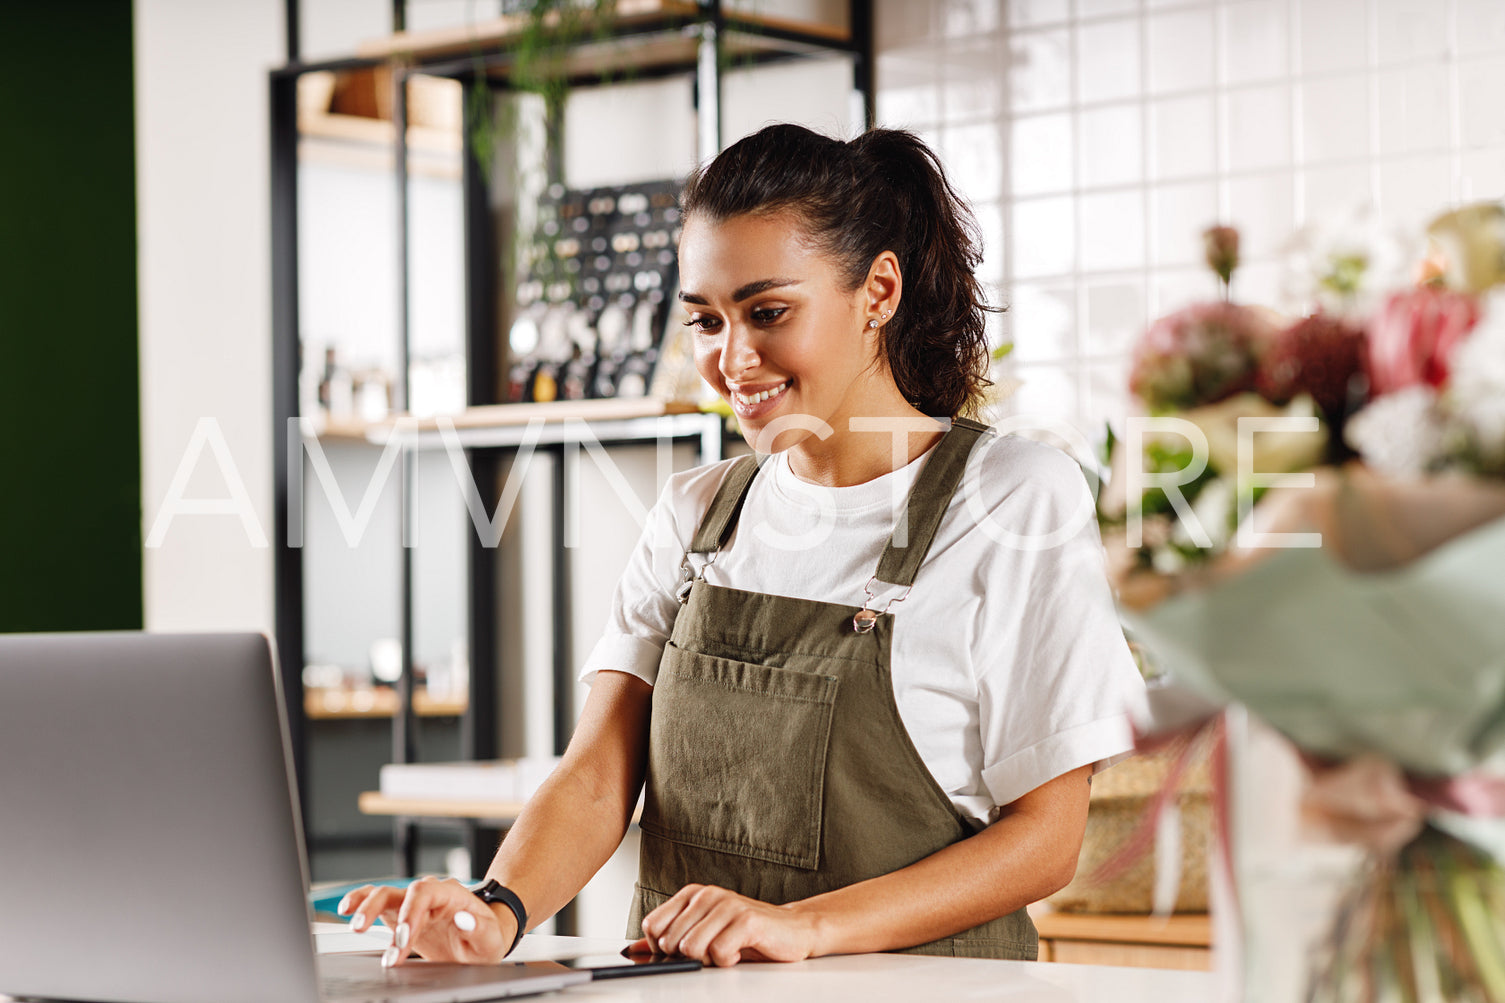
[471, 879, 528, 957]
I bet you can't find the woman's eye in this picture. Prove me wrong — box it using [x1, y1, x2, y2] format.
[751, 307, 787, 325]
[681, 315, 721, 332]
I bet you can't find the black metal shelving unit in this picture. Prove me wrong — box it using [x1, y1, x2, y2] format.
[271, 0, 876, 903]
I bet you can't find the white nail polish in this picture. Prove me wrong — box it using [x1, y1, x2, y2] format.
[454, 910, 477, 932]
[336, 895, 352, 916]
[349, 913, 365, 932]
[396, 923, 410, 949]
[381, 946, 399, 968]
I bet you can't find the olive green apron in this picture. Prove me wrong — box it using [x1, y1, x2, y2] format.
[628, 418, 1038, 960]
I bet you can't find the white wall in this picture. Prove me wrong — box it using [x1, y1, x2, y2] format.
[873, 0, 1505, 446]
[136, 0, 283, 634]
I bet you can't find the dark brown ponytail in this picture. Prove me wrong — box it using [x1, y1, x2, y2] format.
[679, 124, 993, 418]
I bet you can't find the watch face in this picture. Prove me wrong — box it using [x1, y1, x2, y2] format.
[472, 879, 507, 903]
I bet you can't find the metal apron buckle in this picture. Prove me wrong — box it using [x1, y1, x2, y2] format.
[852, 576, 912, 633]
[676, 550, 718, 605]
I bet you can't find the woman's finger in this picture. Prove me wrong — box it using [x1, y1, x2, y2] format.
[346, 886, 404, 934]
[392, 878, 511, 967]
[447, 901, 507, 964]
[384, 878, 440, 968]
[429, 881, 495, 963]
[335, 885, 372, 917]
[640, 883, 699, 942]
[705, 914, 756, 968]
[650, 885, 723, 955]
[675, 897, 746, 963]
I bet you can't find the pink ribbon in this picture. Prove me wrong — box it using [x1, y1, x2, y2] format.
[1410, 773, 1505, 817]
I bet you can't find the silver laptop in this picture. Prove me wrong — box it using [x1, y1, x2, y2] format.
[0, 631, 591, 1003]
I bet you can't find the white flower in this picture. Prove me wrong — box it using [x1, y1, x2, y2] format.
[1443, 293, 1505, 472]
[1182, 393, 1329, 477]
[1150, 544, 1187, 575]
[1281, 203, 1420, 320]
[1345, 386, 1449, 477]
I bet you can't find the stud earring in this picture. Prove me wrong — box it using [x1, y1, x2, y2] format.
[867, 318, 879, 329]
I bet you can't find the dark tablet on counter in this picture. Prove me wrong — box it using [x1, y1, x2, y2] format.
[544, 952, 703, 980]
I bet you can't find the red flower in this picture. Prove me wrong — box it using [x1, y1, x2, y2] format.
[1130, 301, 1276, 413]
[1366, 288, 1480, 396]
[1256, 313, 1367, 420]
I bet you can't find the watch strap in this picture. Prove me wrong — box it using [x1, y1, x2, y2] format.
[470, 879, 527, 957]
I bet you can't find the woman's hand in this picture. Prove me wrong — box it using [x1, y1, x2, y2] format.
[337, 877, 516, 968]
[631, 884, 820, 967]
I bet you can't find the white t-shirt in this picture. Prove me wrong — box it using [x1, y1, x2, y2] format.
[580, 431, 1146, 825]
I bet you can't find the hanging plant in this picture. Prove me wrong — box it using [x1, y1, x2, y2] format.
[464, 0, 621, 177]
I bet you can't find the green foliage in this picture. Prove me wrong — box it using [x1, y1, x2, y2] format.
[464, 0, 621, 175]
[510, 0, 619, 108]
[1134, 440, 1218, 518]
[1319, 252, 1369, 298]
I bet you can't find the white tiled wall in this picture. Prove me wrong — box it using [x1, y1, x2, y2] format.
[875, 0, 1505, 449]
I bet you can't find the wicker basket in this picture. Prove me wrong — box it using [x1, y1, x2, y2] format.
[1046, 745, 1213, 914]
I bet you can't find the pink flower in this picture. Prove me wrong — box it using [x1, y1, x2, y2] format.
[1129, 301, 1278, 413]
[1365, 288, 1480, 396]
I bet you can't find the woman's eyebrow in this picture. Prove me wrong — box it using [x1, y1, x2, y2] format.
[678, 278, 801, 305]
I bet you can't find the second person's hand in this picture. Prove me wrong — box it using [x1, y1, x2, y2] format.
[337, 876, 517, 968]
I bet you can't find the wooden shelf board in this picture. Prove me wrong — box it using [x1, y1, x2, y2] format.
[309, 398, 708, 442]
[305, 688, 468, 720]
[297, 111, 461, 156]
[356, 1, 848, 65]
[1033, 911, 1213, 948]
[309, 416, 382, 442]
[427, 398, 704, 429]
[359, 791, 645, 826]
[1045, 940, 1212, 972]
[359, 791, 528, 821]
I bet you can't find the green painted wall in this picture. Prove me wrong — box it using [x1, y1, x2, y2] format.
[0, 1, 142, 632]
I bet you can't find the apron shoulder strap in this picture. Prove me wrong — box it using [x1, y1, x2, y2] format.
[872, 417, 990, 588]
[688, 454, 763, 554]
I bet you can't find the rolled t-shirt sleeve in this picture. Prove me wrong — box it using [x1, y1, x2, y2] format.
[578, 460, 733, 687]
[974, 447, 1146, 809]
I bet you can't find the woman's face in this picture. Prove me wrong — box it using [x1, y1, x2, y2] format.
[678, 210, 891, 453]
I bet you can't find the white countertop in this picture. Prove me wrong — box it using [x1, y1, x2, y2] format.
[513, 935, 1218, 1003]
[1, 933, 1218, 1003]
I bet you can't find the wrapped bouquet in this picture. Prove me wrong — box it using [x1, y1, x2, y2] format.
[1099, 205, 1505, 1003]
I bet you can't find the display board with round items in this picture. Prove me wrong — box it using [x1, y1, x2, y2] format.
[505, 179, 681, 404]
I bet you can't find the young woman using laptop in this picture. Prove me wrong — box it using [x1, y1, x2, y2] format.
[340, 124, 1144, 969]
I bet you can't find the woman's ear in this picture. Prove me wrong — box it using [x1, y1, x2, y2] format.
[864, 250, 902, 324]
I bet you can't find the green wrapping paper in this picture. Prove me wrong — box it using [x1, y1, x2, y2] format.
[1125, 514, 1505, 781]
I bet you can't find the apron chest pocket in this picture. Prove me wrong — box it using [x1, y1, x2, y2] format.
[642, 644, 839, 871]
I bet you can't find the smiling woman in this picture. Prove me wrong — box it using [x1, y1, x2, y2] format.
[340, 124, 1144, 971]
[678, 209, 902, 477]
